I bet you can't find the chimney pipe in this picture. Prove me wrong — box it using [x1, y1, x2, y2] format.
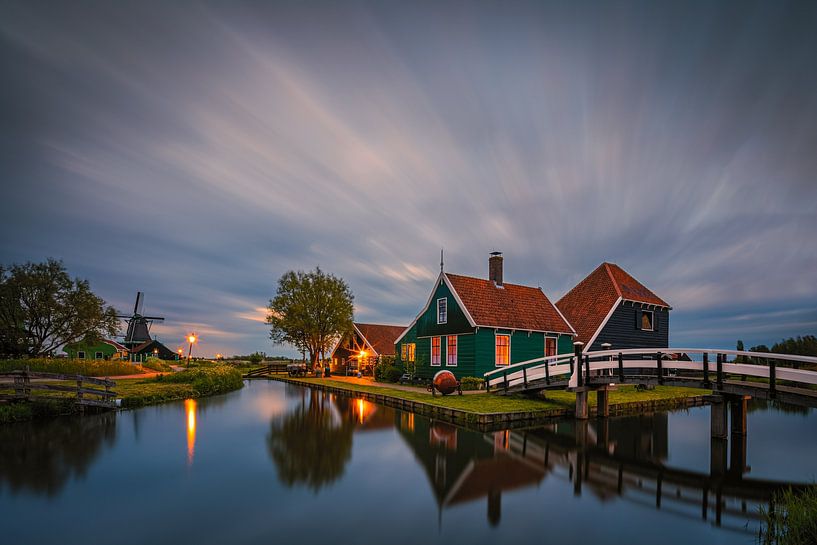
[489, 251, 503, 286]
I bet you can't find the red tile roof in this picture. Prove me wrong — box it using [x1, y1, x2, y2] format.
[445, 273, 574, 334]
[556, 263, 669, 345]
[355, 323, 406, 356]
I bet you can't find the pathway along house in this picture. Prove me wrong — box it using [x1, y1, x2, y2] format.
[331, 323, 405, 374]
[395, 253, 575, 380]
[555, 262, 670, 353]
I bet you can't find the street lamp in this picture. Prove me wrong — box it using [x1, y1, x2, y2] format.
[177, 348, 184, 361]
[186, 333, 197, 366]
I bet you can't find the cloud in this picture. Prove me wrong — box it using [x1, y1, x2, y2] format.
[1, 0, 815, 355]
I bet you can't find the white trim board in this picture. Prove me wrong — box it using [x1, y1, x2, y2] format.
[584, 296, 623, 353]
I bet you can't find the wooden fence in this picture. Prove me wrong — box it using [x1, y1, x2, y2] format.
[0, 369, 117, 409]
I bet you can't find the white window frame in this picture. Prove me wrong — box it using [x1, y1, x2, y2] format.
[446, 335, 458, 367]
[545, 336, 557, 357]
[495, 333, 511, 366]
[77, 350, 86, 359]
[437, 298, 448, 324]
[95, 351, 104, 359]
[431, 336, 441, 366]
[641, 310, 654, 332]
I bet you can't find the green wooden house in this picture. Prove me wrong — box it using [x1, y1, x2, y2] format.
[64, 339, 129, 360]
[395, 253, 575, 380]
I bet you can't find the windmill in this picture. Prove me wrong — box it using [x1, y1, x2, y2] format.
[118, 292, 165, 349]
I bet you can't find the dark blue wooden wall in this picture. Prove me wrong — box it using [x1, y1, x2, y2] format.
[589, 303, 669, 351]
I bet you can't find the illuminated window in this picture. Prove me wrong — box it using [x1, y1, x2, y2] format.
[401, 343, 407, 360]
[641, 310, 654, 331]
[495, 335, 510, 366]
[545, 337, 557, 357]
[431, 337, 441, 366]
[407, 343, 416, 362]
[437, 298, 447, 324]
[447, 336, 458, 366]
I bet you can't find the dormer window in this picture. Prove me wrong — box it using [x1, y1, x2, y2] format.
[437, 298, 447, 324]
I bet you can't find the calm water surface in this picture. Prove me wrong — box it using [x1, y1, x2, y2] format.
[2, 380, 815, 545]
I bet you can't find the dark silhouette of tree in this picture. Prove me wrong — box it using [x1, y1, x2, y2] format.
[266, 391, 353, 491]
[0, 412, 116, 496]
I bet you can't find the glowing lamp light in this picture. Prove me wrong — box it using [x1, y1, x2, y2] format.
[188, 334, 198, 344]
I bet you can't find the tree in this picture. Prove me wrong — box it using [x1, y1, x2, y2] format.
[266, 268, 354, 366]
[0, 259, 118, 357]
[735, 340, 745, 363]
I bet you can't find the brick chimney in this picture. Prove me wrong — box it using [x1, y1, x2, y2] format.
[489, 251, 503, 286]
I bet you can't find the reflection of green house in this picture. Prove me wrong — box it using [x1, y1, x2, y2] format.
[64, 339, 128, 360]
[395, 414, 547, 526]
[395, 252, 575, 379]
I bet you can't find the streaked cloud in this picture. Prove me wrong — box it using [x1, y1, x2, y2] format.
[0, 0, 815, 355]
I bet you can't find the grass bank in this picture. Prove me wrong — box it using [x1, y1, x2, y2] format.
[272, 377, 707, 429]
[0, 365, 244, 423]
[760, 486, 817, 545]
[0, 358, 148, 377]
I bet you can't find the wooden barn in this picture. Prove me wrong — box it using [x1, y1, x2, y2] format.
[556, 262, 671, 353]
[130, 339, 179, 361]
[331, 322, 406, 374]
[395, 252, 575, 380]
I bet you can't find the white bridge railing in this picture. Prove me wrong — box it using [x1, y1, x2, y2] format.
[484, 348, 817, 393]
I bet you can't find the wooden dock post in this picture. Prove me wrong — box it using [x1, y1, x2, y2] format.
[575, 388, 589, 420]
[596, 388, 609, 418]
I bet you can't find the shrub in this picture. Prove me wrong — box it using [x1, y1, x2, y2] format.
[460, 376, 484, 391]
[248, 352, 264, 364]
[0, 358, 143, 377]
[141, 357, 173, 372]
[760, 486, 817, 545]
[383, 366, 403, 383]
[155, 365, 243, 396]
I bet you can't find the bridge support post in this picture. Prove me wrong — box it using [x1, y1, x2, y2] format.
[730, 395, 749, 436]
[575, 388, 589, 420]
[596, 388, 609, 418]
[708, 395, 727, 439]
[571, 342, 584, 388]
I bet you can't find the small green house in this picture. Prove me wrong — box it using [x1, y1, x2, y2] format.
[64, 339, 129, 360]
[395, 252, 575, 380]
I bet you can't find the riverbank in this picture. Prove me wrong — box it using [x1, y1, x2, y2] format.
[266, 376, 709, 430]
[0, 365, 244, 424]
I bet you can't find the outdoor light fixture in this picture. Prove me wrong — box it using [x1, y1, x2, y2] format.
[186, 333, 198, 366]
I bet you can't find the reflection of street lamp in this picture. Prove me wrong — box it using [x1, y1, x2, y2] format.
[177, 348, 184, 361]
[186, 333, 197, 366]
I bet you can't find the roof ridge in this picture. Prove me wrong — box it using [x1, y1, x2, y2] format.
[603, 262, 623, 297]
[444, 271, 540, 290]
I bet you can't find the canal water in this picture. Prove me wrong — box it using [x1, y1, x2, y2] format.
[1, 380, 815, 545]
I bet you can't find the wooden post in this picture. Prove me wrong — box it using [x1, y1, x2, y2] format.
[716, 353, 724, 390]
[618, 352, 625, 383]
[523, 367, 528, 388]
[77, 376, 84, 414]
[545, 359, 550, 385]
[584, 355, 590, 385]
[703, 352, 710, 386]
[574, 343, 583, 388]
[768, 359, 776, 398]
[575, 389, 588, 420]
[657, 352, 664, 385]
[597, 389, 609, 418]
[503, 371, 508, 392]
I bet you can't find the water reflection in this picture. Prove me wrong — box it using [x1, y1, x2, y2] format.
[267, 390, 355, 491]
[185, 399, 197, 466]
[0, 412, 116, 496]
[395, 411, 808, 534]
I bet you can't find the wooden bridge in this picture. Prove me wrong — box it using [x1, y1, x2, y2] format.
[485, 345, 817, 415]
[243, 362, 290, 378]
[0, 369, 117, 410]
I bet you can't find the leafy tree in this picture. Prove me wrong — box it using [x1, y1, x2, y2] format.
[735, 340, 745, 363]
[267, 268, 354, 366]
[0, 259, 118, 357]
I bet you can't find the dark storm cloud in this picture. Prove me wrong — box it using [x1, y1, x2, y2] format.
[1, 0, 816, 355]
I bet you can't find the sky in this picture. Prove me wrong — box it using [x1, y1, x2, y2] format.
[1, 0, 816, 357]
